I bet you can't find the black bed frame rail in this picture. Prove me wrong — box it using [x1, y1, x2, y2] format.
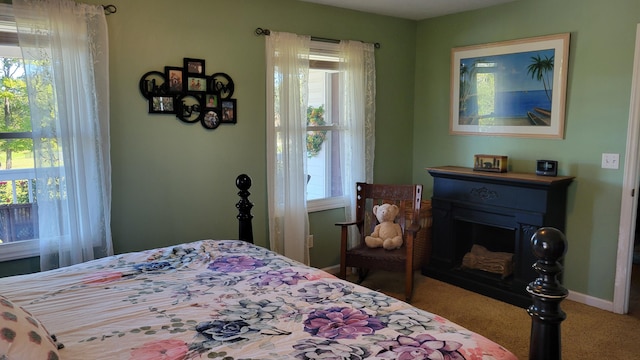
[527, 227, 568, 360]
[236, 174, 254, 244]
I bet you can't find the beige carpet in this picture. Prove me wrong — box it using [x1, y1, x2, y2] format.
[348, 270, 640, 359]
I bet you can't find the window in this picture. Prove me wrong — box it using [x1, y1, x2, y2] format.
[306, 46, 344, 211]
[266, 31, 374, 262]
[1, 2, 112, 269]
[0, 9, 39, 261]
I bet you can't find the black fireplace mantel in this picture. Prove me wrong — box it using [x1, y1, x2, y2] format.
[423, 166, 574, 308]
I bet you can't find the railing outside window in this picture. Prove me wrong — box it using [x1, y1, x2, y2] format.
[0, 168, 37, 244]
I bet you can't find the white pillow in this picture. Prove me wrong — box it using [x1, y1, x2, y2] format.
[0, 295, 61, 360]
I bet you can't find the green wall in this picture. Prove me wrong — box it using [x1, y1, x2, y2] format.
[413, 0, 640, 301]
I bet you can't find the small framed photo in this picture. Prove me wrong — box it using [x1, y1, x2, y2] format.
[186, 76, 206, 92]
[221, 99, 236, 124]
[149, 96, 175, 114]
[184, 58, 205, 75]
[201, 109, 221, 130]
[205, 94, 219, 109]
[165, 66, 184, 93]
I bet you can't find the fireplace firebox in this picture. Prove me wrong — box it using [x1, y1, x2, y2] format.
[423, 166, 574, 308]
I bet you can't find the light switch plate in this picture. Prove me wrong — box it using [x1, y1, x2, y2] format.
[602, 153, 619, 169]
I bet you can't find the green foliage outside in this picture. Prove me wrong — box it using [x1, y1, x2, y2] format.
[306, 105, 326, 158]
[0, 180, 34, 204]
[1, 57, 32, 161]
[0, 56, 36, 204]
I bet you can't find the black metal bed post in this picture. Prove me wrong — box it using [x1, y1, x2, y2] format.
[235, 174, 254, 244]
[527, 227, 568, 360]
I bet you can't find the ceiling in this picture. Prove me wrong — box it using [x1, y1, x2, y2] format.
[299, 0, 518, 20]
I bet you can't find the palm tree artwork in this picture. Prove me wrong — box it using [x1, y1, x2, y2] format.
[459, 62, 475, 117]
[527, 54, 554, 104]
[452, 34, 568, 137]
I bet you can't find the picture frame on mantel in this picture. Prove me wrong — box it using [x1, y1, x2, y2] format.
[450, 33, 570, 139]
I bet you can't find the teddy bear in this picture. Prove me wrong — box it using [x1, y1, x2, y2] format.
[364, 203, 404, 250]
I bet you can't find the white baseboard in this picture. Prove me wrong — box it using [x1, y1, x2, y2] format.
[321, 265, 340, 275]
[566, 289, 614, 312]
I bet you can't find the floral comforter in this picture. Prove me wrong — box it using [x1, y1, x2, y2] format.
[0, 240, 516, 359]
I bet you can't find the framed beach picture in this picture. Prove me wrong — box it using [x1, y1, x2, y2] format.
[450, 33, 570, 139]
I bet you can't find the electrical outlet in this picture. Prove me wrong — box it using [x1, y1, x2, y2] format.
[308, 235, 314, 248]
[602, 153, 620, 169]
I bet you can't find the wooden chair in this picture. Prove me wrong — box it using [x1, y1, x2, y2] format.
[336, 182, 428, 302]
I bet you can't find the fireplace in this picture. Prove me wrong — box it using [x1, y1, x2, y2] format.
[423, 166, 574, 308]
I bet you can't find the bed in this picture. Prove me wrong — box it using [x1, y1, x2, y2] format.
[0, 174, 566, 360]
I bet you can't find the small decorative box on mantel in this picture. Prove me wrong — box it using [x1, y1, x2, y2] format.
[473, 154, 508, 173]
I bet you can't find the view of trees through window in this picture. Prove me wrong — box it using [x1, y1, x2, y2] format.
[0, 55, 36, 205]
[306, 104, 326, 158]
[307, 68, 339, 202]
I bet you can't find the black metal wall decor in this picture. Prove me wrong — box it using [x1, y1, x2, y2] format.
[139, 58, 236, 130]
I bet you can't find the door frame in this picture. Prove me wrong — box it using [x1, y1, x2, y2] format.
[614, 23, 640, 314]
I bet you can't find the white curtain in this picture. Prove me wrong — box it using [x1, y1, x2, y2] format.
[266, 31, 311, 264]
[13, 0, 112, 270]
[265, 33, 375, 263]
[339, 41, 376, 248]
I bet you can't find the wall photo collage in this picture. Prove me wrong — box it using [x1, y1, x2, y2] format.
[139, 58, 237, 130]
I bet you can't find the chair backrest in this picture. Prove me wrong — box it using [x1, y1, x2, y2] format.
[354, 183, 423, 246]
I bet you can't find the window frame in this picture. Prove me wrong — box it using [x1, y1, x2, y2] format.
[306, 45, 349, 212]
[0, 11, 40, 261]
[1, 239, 38, 261]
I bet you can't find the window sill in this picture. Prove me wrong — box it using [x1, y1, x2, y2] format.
[0, 239, 39, 261]
[307, 197, 347, 213]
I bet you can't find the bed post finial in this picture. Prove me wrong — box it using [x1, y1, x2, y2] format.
[236, 174, 254, 244]
[527, 227, 568, 360]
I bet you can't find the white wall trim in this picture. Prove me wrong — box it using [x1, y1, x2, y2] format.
[321, 264, 340, 275]
[614, 23, 640, 314]
[0, 239, 39, 262]
[567, 290, 614, 312]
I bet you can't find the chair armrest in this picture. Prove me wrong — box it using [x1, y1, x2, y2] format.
[336, 220, 364, 250]
[405, 223, 421, 236]
[335, 219, 363, 227]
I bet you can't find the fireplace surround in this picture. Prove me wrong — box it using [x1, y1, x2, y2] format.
[423, 166, 574, 307]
